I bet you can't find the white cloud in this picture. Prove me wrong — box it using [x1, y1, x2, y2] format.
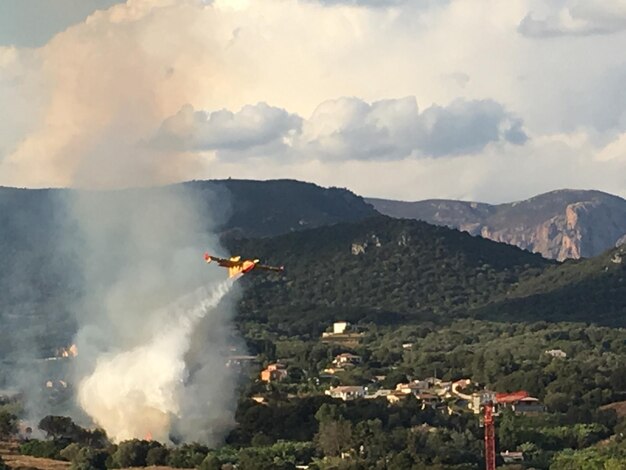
[156, 103, 302, 154]
[201, 131, 626, 203]
[519, 1, 626, 37]
[299, 97, 419, 161]
[0, 0, 626, 200]
[157, 97, 526, 162]
[297, 96, 526, 160]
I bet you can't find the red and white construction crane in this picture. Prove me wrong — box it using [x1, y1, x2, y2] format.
[476, 391, 497, 470]
[483, 400, 496, 470]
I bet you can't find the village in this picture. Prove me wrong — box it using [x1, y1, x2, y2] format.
[247, 321, 563, 464]
[258, 321, 559, 406]
[3, 317, 620, 470]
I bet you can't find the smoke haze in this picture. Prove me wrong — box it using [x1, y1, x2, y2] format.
[1, 0, 247, 444]
[64, 185, 242, 444]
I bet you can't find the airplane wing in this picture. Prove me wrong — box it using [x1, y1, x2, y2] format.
[255, 263, 285, 273]
[204, 253, 238, 267]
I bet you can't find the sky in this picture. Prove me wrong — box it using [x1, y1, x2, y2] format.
[1, 0, 626, 202]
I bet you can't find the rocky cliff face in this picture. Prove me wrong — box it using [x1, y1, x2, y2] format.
[368, 190, 626, 260]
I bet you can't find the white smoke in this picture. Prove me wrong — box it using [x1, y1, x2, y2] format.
[64, 186, 241, 445]
[77, 280, 234, 443]
[0, 0, 249, 443]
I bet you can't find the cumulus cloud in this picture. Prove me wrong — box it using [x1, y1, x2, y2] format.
[160, 96, 526, 161]
[1, 0, 626, 201]
[202, 130, 626, 203]
[519, 1, 626, 38]
[299, 96, 527, 160]
[0, 46, 46, 159]
[156, 103, 302, 154]
[418, 99, 527, 155]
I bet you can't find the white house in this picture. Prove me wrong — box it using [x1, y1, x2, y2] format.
[545, 349, 567, 358]
[333, 353, 362, 366]
[326, 386, 365, 401]
[333, 321, 349, 334]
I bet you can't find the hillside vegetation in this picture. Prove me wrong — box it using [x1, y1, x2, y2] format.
[229, 215, 626, 333]
[476, 245, 626, 326]
[228, 216, 552, 335]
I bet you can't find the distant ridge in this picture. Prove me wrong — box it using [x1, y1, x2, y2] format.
[368, 189, 626, 260]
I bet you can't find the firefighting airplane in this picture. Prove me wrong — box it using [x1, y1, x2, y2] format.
[204, 253, 285, 278]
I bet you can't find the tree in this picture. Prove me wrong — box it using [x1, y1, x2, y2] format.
[237, 448, 295, 470]
[60, 443, 82, 462]
[387, 451, 413, 470]
[352, 419, 388, 462]
[199, 454, 222, 470]
[382, 371, 408, 389]
[0, 455, 7, 470]
[251, 432, 274, 447]
[38, 416, 85, 443]
[146, 446, 169, 466]
[20, 439, 65, 459]
[314, 405, 353, 458]
[166, 443, 209, 468]
[497, 409, 520, 451]
[0, 411, 17, 439]
[69, 447, 108, 470]
[315, 419, 353, 458]
[544, 392, 571, 413]
[111, 439, 153, 467]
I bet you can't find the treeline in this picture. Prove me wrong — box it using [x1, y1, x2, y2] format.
[8, 401, 624, 470]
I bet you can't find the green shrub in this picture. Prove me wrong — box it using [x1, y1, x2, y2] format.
[19, 439, 66, 459]
[146, 446, 169, 466]
[199, 454, 221, 470]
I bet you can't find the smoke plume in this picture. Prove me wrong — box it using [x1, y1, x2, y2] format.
[65, 186, 241, 445]
[77, 280, 235, 443]
[1, 0, 247, 444]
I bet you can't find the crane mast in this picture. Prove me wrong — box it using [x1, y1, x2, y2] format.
[483, 401, 496, 470]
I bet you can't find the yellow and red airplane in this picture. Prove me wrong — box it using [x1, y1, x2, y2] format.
[204, 252, 285, 278]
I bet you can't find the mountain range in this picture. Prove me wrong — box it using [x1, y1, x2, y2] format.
[368, 189, 626, 261]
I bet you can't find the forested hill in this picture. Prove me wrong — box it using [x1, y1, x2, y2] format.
[476, 243, 626, 326]
[228, 216, 553, 335]
[231, 215, 626, 333]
